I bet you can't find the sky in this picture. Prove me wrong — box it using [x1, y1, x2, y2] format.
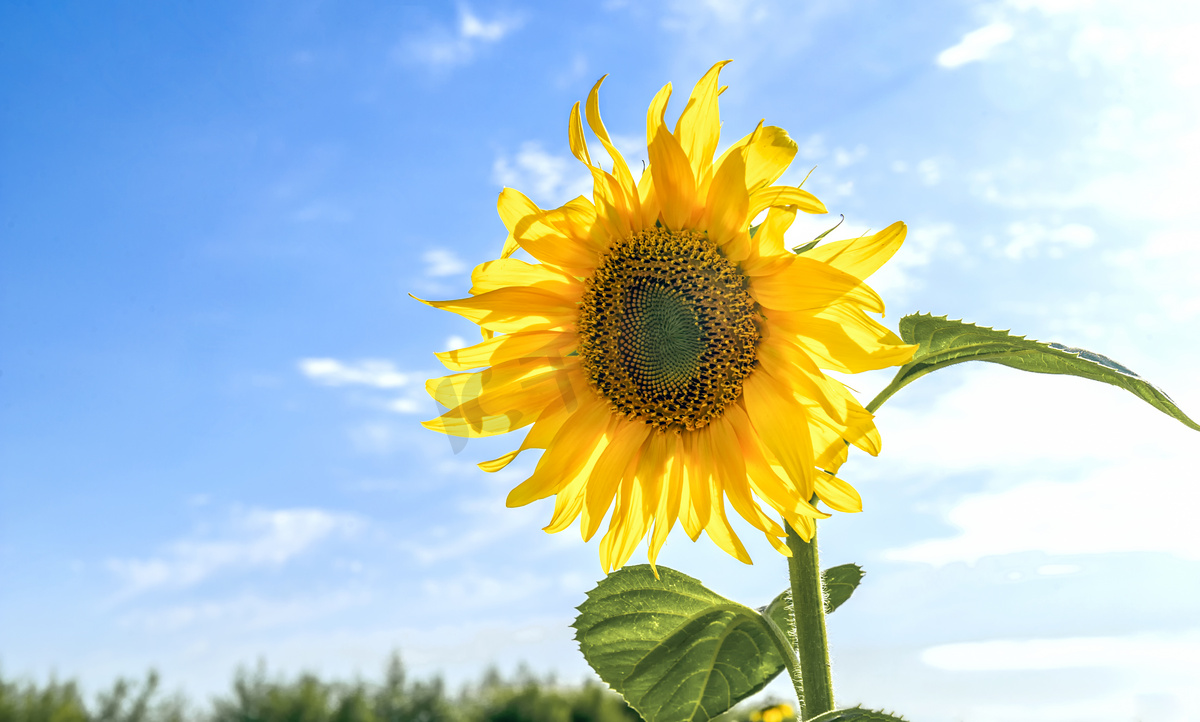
[2, 1, 1200, 721]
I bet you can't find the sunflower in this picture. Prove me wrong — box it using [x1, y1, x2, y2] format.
[420, 61, 916, 572]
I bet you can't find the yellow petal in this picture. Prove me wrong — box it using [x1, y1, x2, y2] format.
[601, 440, 658, 572]
[703, 146, 750, 247]
[675, 60, 731, 184]
[791, 515, 816, 541]
[645, 82, 672, 148]
[415, 287, 578, 334]
[470, 258, 582, 298]
[715, 123, 798, 194]
[423, 362, 576, 439]
[511, 203, 604, 272]
[496, 188, 543, 259]
[542, 410, 614, 534]
[814, 471, 863, 513]
[676, 432, 703, 541]
[647, 432, 683, 572]
[703, 490, 752, 565]
[582, 419, 651, 542]
[478, 397, 573, 472]
[742, 371, 816, 500]
[505, 393, 613, 506]
[647, 123, 697, 231]
[804, 221, 906, 280]
[697, 425, 751, 564]
[435, 330, 574, 372]
[568, 101, 593, 167]
[725, 402, 829, 533]
[553, 196, 604, 243]
[425, 357, 567, 408]
[770, 305, 917, 374]
[748, 256, 884, 314]
[756, 332, 847, 424]
[747, 185, 826, 218]
[586, 76, 641, 221]
[542, 471, 589, 534]
[739, 206, 797, 277]
[710, 417, 784, 538]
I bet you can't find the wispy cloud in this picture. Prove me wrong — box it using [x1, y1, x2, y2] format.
[422, 249, 467, 277]
[299, 358, 430, 417]
[348, 421, 411, 454]
[1000, 220, 1096, 260]
[401, 5, 523, 69]
[492, 142, 591, 207]
[876, 364, 1199, 566]
[885, 461, 1200, 566]
[298, 359, 411, 389]
[120, 589, 372, 632]
[937, 22, 1015, 68]
[923, 631, 1200, 673]
[107, 508, 365, 596]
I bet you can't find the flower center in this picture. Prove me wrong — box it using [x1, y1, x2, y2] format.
[577, 227, 761, 431]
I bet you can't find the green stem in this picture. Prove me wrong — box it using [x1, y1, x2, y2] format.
[864, 373, 907, 413]
[786, 521, 833, 720]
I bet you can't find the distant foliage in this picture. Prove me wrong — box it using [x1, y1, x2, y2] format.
[0, 655, 670, 722]
[1, 655, 784, 722]
[1, 671, 186, 722]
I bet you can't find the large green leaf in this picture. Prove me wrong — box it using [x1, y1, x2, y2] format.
[574, 565, 793, 722]
[763, 564, 864, 642]
[808, 708, 908, 722]
[867, 313, 1200, 431]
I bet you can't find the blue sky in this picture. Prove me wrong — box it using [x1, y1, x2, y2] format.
[3, 1, 1199, 721]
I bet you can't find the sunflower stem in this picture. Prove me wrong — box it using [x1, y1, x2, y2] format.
[786, 521, 834, 720]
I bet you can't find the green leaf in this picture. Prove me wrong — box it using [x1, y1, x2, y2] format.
[868, 313, 1200, 431]
[574, 565, 791, 722]
[792, 215, 845, 254]
[821, 563, 865, 613]
[763, 564, 864, 640]
[808, 707, 909, 722]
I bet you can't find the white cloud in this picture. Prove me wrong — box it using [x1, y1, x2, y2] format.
[1007, 0, 1095, 14]
[121, 589, 372, 633]
[422, 248, 467, 277]
[1003, 220, 1096, 260]
[885, 461, 1200, 565]
[402, 5, 522, 69]
[923, 631, 1200, 673]
[298, 358, 429, 416]
[298, 358, 410, 388]
[875, 364, 1200, 566]
[798, 134, 826, 161]
[348, 421, 411, 454]
[937, 22, 1016, 68]
[387, 397, 422, 414]
[916, 157, 942, 185]
[833, 144, 867, 168]
[555, 53, 590, 88]
[107, 508, 364, 596]
[420, 570, 551, 610]
[458, 6, 512, 41]
[492, 142, 592, 207]
[662, 0, 770, 32]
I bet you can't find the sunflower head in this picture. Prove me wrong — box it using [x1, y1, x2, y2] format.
[419, 61, 916, 572]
